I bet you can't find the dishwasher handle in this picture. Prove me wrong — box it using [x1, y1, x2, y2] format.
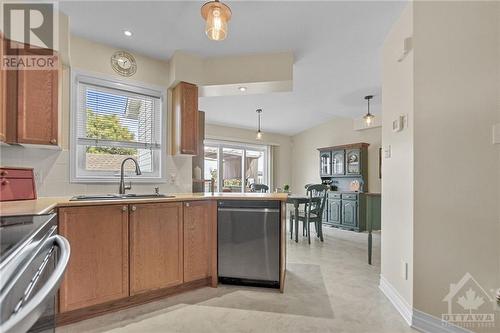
[217, 207, 280, 213]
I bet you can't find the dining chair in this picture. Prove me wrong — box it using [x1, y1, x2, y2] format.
[291, 184, 328, 244]
[250, 184, 269, 193]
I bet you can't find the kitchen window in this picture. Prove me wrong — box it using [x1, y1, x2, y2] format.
[204, 140, 271, 192]
[70, 71, 165, 183]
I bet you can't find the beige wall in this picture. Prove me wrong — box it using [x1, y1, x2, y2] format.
[0, 35, 193, 196]
[412, 1, 500, 330]
[291, 116, 381, 195]
[380, 3, 414, 309]
[205, 124, 293, 190]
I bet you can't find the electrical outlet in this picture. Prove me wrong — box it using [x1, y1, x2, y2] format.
[401, 261, 409, 280]
[169, 173, 176, 184]
[493, 123, 500, 144]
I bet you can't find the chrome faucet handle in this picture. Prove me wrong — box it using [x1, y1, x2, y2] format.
[125, 181, 132, 191]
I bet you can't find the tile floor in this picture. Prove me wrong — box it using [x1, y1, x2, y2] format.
[57, 226, 417, 333]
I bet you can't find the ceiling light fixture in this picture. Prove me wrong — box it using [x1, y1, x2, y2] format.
[256, 109, 263, 140]
[123, 30, 133, 37]
[238, 86, 247, 92]
[201, 0, 232, 41]
[363, 95, 375, 126]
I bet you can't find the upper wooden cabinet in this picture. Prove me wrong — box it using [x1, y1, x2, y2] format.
[183, 201, 216, 283]
[172, 82, 199, 155]
[129, 202, 184, 295]
[0, 36, 7, 142]
[58, 205, 129, 312]
[17, 52, 59, 145]
[1, 37, 59, 145]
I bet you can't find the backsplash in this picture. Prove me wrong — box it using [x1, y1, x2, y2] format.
[0, 146, 192, 196]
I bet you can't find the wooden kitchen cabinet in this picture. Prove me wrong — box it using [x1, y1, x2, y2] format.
[129, 202, 184, 295]
[16, 47, 59, 145]
[183, 201, 217, 284]
[172, 81, 199, 155]
[0, 35, 6, 142]
[0, 38, 59, 145]
[58, 205, 129, 312]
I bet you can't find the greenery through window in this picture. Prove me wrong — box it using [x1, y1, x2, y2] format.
[71, 74, 163, 182]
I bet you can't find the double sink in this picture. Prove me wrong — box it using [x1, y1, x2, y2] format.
[70, 193, 175, 201]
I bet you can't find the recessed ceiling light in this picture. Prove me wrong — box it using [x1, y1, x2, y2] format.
[123, 30, 133, 37]
[238, 86, 247, 92]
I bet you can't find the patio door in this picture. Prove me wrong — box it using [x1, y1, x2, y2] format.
[204, 140, 270, 193]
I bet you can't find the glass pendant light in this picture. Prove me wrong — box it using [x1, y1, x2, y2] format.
[256, 109, 263, 140]
[201, 0, 232, 41]
[363, 95, 375, 126]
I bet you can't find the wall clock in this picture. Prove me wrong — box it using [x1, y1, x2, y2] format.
[111, 51, 137, 77]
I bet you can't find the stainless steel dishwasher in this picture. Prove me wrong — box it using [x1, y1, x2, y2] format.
[217, 200, 280, 288]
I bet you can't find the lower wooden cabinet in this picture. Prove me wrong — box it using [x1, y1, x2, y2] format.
[58, 205, 129, 312]
[183, 201, 216, 283]
[129, 202, 183, 295]
[58, 201, 217, 314]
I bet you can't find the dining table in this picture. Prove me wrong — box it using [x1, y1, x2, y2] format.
[286, 194, 310, 242]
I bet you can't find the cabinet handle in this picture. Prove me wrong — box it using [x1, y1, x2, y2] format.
[122, 206, 127, 212]
[131, 206, 137, 212]
[185, 202, 190, 207]
[1, 179, 9, 186]
[50, 139, 57, 144]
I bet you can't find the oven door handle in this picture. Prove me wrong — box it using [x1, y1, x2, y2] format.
[0, 235, 71, 333]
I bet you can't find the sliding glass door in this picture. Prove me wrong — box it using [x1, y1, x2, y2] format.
[204, 140, 270, 193]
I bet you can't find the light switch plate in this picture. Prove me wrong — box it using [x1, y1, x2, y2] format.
[493, 123, 500, 144]
[384, 145, 392, 158]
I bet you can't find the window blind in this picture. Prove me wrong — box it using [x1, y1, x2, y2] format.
[76, 83, 161, 150]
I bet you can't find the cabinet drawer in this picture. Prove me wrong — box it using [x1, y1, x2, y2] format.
[328, 193, 342, 199]
[342, 193, 358, 200]
[0, 178, 36, 201]
[0, 168, 33, 179]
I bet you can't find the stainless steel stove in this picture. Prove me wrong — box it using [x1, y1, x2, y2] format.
[0, 213, 70, 333]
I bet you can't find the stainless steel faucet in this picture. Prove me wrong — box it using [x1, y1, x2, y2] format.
[119, 157, 142, 195]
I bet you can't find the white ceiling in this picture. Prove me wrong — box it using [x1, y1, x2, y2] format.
[60, 0, 407, 135]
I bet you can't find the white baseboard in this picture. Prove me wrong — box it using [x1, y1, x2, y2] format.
[411, 309, 474, 333]
[379, 275, 413, 325]
[379, 276, 475, 333]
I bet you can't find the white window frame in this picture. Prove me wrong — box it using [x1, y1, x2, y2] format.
[70, 69, 167, 183]
[204, 139, 272, 192]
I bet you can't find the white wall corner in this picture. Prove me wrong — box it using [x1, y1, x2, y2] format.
[411, 309, 475, 333]
[379, 275, 413, 326]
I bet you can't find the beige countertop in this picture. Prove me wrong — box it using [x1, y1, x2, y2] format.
[0, 192, 289, 217]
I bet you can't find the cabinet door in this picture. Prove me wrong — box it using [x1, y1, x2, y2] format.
[328, 199, 342, 224]
[331, 150, 345, 175]
[59, 205, 129, 312]
[173, 82, 199, 155]
[183, 201, 216, 283]
[341, 200, 357, 227]
[319, 151, 332, 176]
[130, 202, 183, 295]
[346, 149, 361, 175]
[16, 49, 58, 145]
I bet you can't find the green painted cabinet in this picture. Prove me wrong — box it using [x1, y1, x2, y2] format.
[328, 199, 342, 225]
[341, 200, 357, 227]
[319, 151, 332, 177]
[345, 149, 361, 175]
